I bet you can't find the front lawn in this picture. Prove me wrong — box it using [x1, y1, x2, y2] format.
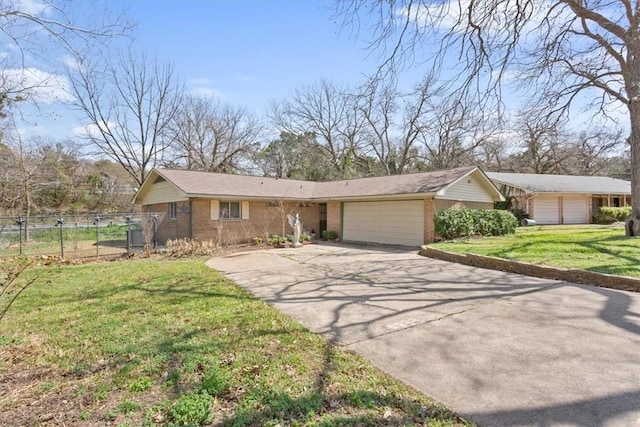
[0, 257, 466, 426]
[429, 224, 640, 277]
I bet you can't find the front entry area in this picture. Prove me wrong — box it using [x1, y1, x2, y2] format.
[342, 200, 424, 246]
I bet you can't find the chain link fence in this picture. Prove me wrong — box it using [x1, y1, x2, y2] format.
[0, 213, 165, 259]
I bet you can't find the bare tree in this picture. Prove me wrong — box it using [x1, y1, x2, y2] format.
[564, 128, 626, 175]
[507, 112, 571, 174]
[420, 94, 499, 170]
[165, 95, 262, 173]
[476, 135, 510, 171]
[69, 51, 181, 186]
[270, 80, 364, 179]
[356, 77, 431, 174]
[0, 0, 130, 113]
[336, 0, 640, 235]
[6, 135, 39, 219]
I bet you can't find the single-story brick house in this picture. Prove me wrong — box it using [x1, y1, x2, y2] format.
[486, 172, 632, 225]
[133, 166, 504, 246]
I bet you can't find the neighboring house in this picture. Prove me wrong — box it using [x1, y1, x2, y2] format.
[486, 172, 632, 225]
[133, 166, 503, 246]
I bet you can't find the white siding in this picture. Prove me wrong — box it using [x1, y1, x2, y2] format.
[440, 173, 495, 202]
[140, 181, 187, 205]
[343, 200, 424, 246]
[534, 197, 560, 224]
[562, 196, 589, 224]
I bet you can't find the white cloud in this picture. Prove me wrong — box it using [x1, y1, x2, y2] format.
[2, 67, 74, 103]
[186, 77, 228, 99]
[187, 86, 227, 99]
[397, 0, 569, 41]
[59, 54, 85, 71]
[73, 121, 118, 139]
[13, 0, 50, 16]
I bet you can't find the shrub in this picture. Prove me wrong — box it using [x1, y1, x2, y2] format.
[268, 234, 286, 246]
[251, 236, 263, 245]
[165, 239, 219, 257]
[321, 230, 338, 241]
[169, 391, 211, 426]
[593, 206, 631, 224]
[435, 208, 517, 240]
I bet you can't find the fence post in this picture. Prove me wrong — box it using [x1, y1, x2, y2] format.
[93, 215, 101, 258]
[56, 217, 65, 258]
[15, 217, 25, 256]
[152, 214, 159, 250]
[125, 214, 132, 254]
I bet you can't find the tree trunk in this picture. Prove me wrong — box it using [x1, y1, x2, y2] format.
[626, 113, 640, 236]
[625, 40, 640, 237]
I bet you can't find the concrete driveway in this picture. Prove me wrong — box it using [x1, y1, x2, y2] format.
[206, 243, 640, 427]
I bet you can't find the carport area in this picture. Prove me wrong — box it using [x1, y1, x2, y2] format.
[206, 243, 640, 427]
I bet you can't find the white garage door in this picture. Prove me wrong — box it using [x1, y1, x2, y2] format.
[534, 197, 560, 224]
[562, 197, 589, 224]
[343, 200, 424, 246]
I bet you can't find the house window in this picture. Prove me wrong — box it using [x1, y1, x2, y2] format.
[220, 201, 241, 219]
[168, 202, 177, 219]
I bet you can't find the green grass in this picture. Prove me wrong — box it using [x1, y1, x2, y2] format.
[429, 224, 640, 277]
[0, 224, 131, 258]
[0, 257, 467, 426]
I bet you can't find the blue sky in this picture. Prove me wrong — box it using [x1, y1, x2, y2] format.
[5, 0, 627, 142]
[9, 0, 397, 141]
[128, 1, 379, 105]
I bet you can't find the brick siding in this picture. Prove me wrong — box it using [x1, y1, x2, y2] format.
[148, 198, 320, 244]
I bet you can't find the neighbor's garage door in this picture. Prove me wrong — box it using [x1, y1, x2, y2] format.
[534, 196, 560, 224]
[342, 200, 424, 246]
[562, 196, 589, 224]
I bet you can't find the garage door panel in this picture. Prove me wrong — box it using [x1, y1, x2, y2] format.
[534, 197, 559, 225]
[562, 197, 589, 224]
[343, 200, 424, 246]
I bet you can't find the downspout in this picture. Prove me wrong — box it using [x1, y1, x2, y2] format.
[340, 202, 344, 239]
[525, 196, 534, 216]
[189, 198, 193, 240]
[431, 198, 437, 242]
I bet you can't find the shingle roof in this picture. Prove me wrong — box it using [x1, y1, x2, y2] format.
[486, 172, 631, 194]
[145, 166, 481, 201]
[312, 166, 478, 198]
[154, 169, 316, 199]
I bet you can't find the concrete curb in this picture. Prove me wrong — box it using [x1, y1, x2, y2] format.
[419, 246, 640, 292]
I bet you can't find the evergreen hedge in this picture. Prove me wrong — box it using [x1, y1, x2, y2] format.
[435, 208, 518, 240]
[593, 206, 632, 224]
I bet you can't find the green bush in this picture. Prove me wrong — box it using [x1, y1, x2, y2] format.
[268, 234, 286, 245]
[435, 208, 517, 240]
[593, 206, 632, 224]
[321, 230, 338, 241]
[169, 391, 211, 426]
